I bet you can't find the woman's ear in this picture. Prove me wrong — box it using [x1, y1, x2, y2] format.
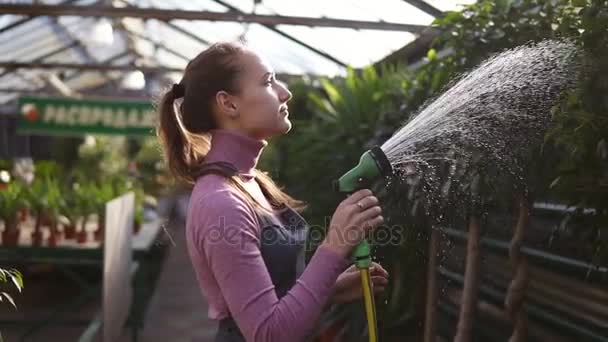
[216, 91, 239, 119]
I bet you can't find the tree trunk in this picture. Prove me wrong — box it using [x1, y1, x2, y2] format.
[48, 219, 59, 247]
[505, 196, 530, 342]
[77, 217, 88, 244]
[32, 212, 43, 246]
[454, 216, 481, 342]
[424, 227, 441, 342]
[2, 217, 20, 245]
[94, 211, 105, 242]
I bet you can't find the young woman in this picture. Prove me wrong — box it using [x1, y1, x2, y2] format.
[157, 41, 389, 342]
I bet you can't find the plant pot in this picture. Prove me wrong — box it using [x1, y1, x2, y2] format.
[2, 229, 20, 246]
[47, 222, 60, 247]
[93, 215, 106, 241]
[64, 225, 76, 239]
[47, 232, 59, 247]
[31, 230, 43, 246]
[94, 224, 105, 242]
[32, 214, 43, 246]
[76, 230, 88, 244]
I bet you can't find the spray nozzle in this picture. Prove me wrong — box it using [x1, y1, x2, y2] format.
[335, 146, 392, 193]
[335, 146, 392, 270]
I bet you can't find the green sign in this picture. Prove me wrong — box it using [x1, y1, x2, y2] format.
[17, 96, 156, 136]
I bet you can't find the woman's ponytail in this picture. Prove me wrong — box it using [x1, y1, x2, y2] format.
[157, 87, 194, 184]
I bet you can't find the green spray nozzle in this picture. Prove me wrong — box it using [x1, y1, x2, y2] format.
[334, 147, 392, 269]
[334, 146, 393, 193]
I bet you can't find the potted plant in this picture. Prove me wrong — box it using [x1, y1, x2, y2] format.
[73, 183, 94, 244]
[0, 182, 28, 246]
[91, 182, 115, 242]
[59, 185, 78, 240]
[60, 183, 93, 243]
[26, 179, 50, 246]
[45, 180, 63, 247]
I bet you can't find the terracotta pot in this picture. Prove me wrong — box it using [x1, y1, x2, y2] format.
[47, 232, 59, 247]
[2, 229, 20, 246]
[32, 214, 43, 246]
[94, 215, 105, 242]
[94, 224, 104, 242]
[64, 225, 76, 239]
[31, 230, 43, 246]
[76, 230, 88, 244]
[47, 221, 61, 247]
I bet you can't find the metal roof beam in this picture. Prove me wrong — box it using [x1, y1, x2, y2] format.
[63, 50, 131, 82]
[402, 0, 443, 18]
[162, 21, 211, 47]
[0, 61, 183, 73]
[112, 0, 211, 52]
[0, 40, 80, 79]
[0, 4, 428, 32]
[210, 0, 347, 67]
[127, 30, 190, 63]
[0, 0, 80, 35]
[1, 51, 144, 97]
[49, 18, 96, 63]
[0, 88, 42, 93]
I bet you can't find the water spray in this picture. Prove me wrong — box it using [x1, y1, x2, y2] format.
[333, 40, 581, 342]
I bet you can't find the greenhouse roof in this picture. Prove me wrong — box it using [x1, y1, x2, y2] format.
[0, 0, 473, 106]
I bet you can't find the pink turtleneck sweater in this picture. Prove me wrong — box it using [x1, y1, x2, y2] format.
[185, 129, 350, 342]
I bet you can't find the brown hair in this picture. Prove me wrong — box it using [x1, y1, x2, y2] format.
[157, 42, 305, 212]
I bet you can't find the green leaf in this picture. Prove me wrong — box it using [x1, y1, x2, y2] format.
[1, 292, 16, 309]
[549, 177, 561, 189]
[10, 271, 23, 292]
[495, 0, 513, 14]
[443, 11, 464, 24]
[320, 79, 342, 106]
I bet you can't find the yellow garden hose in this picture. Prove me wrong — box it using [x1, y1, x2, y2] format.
[359, 266, 378, 342]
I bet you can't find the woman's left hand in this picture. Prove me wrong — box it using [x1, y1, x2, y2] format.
[331, 262, 389, 304]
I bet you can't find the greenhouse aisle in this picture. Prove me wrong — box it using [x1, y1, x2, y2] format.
[132, 194, 217, 342]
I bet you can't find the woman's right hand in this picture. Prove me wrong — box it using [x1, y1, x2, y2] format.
[321, 189, 384, 258]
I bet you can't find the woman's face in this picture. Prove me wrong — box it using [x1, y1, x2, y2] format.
[226, 49, 293, 140]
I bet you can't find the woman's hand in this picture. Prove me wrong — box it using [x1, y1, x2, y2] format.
[331, 262, 389, 304]
[321, 189, 384, 258]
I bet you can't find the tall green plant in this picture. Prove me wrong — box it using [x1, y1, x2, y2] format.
[278, 65, 407, 227]
[0, 182, 28, 232]
[428, 0, 608, 264]
[277, 1, 608, 339]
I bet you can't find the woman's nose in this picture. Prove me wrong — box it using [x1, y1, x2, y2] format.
[277, 82, 292, 102]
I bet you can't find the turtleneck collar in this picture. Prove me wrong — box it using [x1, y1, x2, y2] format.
[205, 129, 267, 179]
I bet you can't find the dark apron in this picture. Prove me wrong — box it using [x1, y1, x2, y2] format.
[214, 205, 310, 342]
[194, 163, 310, 342]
